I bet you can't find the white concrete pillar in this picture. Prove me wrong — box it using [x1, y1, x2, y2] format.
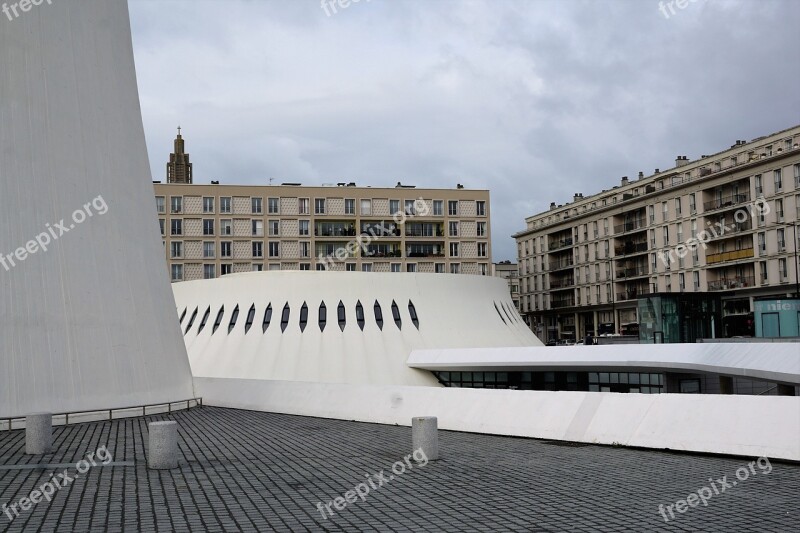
[25, 413, 53, 455]
[148, 421, 179, 469]
[412, 416, 439, 460]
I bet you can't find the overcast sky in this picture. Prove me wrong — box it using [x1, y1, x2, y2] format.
[129, 0, 800, 262]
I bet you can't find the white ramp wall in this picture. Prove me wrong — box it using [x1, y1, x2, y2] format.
[0, 0, 194, 417]
[196, 377, 800, 461]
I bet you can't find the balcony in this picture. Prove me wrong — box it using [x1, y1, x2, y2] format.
[614, 242, 648, 256]
[613, 218, 647, 234]
[706, 221, 753, 240]
[616, 287, 651, 301]
[708, 276, 756, 291]
[615, 266, 649, 279]
[548, 238, 573, 251]
[706, 247, 754, 265]
[547, 257, 575, 271]
[703, 192, 750, 213]
[549, 277, 574, 289]
[550, 298, 575, 309]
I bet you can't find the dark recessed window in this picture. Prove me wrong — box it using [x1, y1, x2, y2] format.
[355, 301, 365, 331]
[374, 301, 383, 330]
[391, 300, 402, 329]
[184, 307, 198, 335]
[319, 302, 327, 331]
[300, 302, 308, 332]
[179, 307, 187, 324]
[228, 305, 240, 334]
[337, 300, 346, 331]
[263, 304, 272, 333]
[408, 300, 419, 329]
[280, 303, 290, 332]
[494, 303, 506, 324]
[212, 306, 225, 334]
[197, 306, 211, 334]
[245, 304, 256, 333]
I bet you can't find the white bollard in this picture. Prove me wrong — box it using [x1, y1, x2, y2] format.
[412, 416, 439, 460]
[148, 421, 179, 469]
[25, 413, 53, 455]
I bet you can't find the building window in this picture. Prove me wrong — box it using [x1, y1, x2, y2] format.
[760, 261, 768, 283]
[693, 271, 700, 290]
[220, 242, 232, 258]
[345, 198, 355, 215]
[794, 164, 800, 189]
[476, 201, 486, 216]
[477, 221, 487, 237]
[156, 196, 165, 213]
[300, 263, 310, 271]
[449, 242, 459, 257]
[298, 198, 309, 214]
[477, 243, 487, 257]
[777, 228, 786, 251]
[170, 196, 183, 214]
[391, 263, 401, 273]
[252, 242, 263, 258]
[390, 199, 400, 215]
[362, 263, 372, 272]
[203, 219, 215, 235]
[159, 219, 165, 235]
[345, 263, 356, 272]
[252, 220, 264, 237]
[171, 264, 183, 281]
[170, 219, 182, 236]
[361, 199, 372, 215]
[315, 198, 326, 215]
[203, 242, 215, 258]
[679, 273, 685, 291]
[299, 220, 310, 236]
[269, 242, 280, 257]
[433, 200, 443, 216]
[755, 175, 763, 196]
[776, 199, 784, 222]
[779, 258, 788, 280]
[252, 197, 263, 214]
[203, 197, 214, 213]
[758, 232, 766, 255]
[220, 219, 232, 236]
[407, 263, 417, 272]
[448, 200, 458, 216]
[203, 264, 215, 279]
[449, 221, 459, 237]
[268, 198, 279, 214]
[675, 198, 682, 217]
[405, 200, 416, 216]
[220, 197, 232, 213]
[300, 242, 310, 258]
[435, 263, 445, 273]
[689, 194, 696, 214]
[450, 263, 460, 274]
[170, 241, 183, 259]
[774, 169, 782, 192]
[268, 220, 279, 236]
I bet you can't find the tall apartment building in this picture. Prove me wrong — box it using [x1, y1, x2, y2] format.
[154, 133, 491, 280]
[514, 125, 800, 343]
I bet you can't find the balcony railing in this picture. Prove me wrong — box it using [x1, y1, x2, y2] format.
[703, 192, 750, 212]
[548, 238, 573, 251]
[613, 219, 647, 234]
[706, 247, 754, 265]
[707, 222, 753, 239]
[550, 299, 575, 309]
[708, 276, 756, 291]
[614, 242, 648, 256]
[549, 278, 574, 289]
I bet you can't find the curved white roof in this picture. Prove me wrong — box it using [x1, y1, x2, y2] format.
[173, 271, 541, 386]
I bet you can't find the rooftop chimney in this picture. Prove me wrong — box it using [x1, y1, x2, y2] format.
[621, 176, 629, 186]
[549, 202, 557, 210]
[638, 171, 644, 180]
[675, 156, 689, 167]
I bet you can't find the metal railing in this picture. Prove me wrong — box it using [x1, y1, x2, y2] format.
[2, 397, 202, 432]
[706, 247, 754, 265]
[703, 192, 750, 212]
[708, 276, 756, 291]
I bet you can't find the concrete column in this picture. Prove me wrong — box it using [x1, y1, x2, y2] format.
[148, 421, 179, 469]
[412, 416, 439, 460]
[25, 413, 53, 455]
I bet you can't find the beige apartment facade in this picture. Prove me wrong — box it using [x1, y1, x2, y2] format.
[514, 125, 800, 343]
[155, 183, 492, 281]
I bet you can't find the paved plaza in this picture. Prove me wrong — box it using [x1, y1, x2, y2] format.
[0, 406, 797, 532]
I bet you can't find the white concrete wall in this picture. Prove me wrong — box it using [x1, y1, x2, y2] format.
[174, 271, 539, 386]
[0, 0, 194, 417]
[195, 377, 800, 460]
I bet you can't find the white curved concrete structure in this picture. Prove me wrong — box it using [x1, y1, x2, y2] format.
[0, 0, 194, 417]
[173, 271, 539, 386]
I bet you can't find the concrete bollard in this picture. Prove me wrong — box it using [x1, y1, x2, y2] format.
[25, 413, 53, 455]
[412, 416, 439, 460]
[148, 421, 179, 469]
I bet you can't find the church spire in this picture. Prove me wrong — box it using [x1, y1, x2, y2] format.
[167, 126, 192, 184]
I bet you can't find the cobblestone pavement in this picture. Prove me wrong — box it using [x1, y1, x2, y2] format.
[0, 406, 797, 532]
